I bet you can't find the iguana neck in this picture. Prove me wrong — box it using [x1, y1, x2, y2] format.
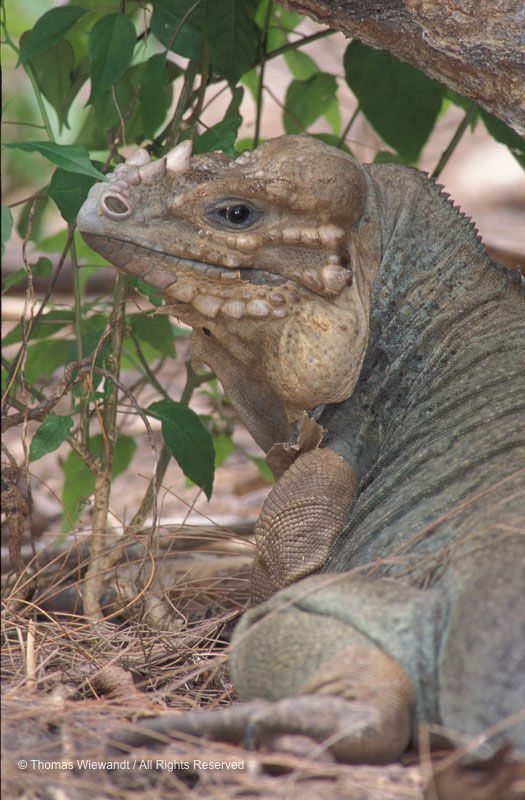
[320, 163, 507, 476]
[363, 162, 488, 355]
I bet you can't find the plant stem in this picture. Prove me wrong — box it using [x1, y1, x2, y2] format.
[127, 442, 171, 534]
[83, 273, 129, 619]
[262, 28, 335, 64]
[431, 102, 478, 179]
[129, 331, 172, 400]
[181, 361, 214, 405]
[69, 231, 84, 360]
[126, 362, 214, 534]
[163, 59, 200, 149]
[338, 104, 360, 148]
[24, 62, 55, 142]
[254, 0, 273, 148]
[185, 41, 210, 132]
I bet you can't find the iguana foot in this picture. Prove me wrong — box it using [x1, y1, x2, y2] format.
[272, 645, 414, 764]
[107, 700, 267, 755]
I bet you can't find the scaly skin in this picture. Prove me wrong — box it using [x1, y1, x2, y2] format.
[78, 136, 525, 765]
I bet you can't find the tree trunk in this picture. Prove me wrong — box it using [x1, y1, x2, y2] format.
[278, 0, 525, 136]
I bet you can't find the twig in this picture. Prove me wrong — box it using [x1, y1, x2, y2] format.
[1, 357, 94, 432]
[431, 102, 478, 179]
[25, 619, 36, 687]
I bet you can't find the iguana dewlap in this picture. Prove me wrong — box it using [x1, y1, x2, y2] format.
[77, 136, 525, 764]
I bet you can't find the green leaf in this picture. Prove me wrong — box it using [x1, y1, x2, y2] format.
[195, 115, 242, 158]
[25, 339, 72, 384]
[212, 432, 235, 468]
[445, 88, 478, 114]
[128, 277, 164, 307]
[480, 110, 525, 169]
[147, 399, 215, 499]
[250, 455, 274, 483]
[140, 53, 169, 139]
[311, 133, 352, 155]
[344, 41, 444, 163]
[1, 205, 13, 259]
[47, 168, 98, 223]
[235, 136, 255, 153]
[323, 97, 341, 136]
[227, 85, 245, 118]
[284, 49, 318, 80]
[92, 61, 147, 134]
[271, 6, 303, 32]
[373, 151, 405, 164]
[128, 313, 176, 358]
[2, 269, 26, 293]
[16, 195, 50, 243]
[17, 6, 87, 66]
[29, 414, 74, 461]
[206, 0, 260, 84]
[254, 0, 272, 28]
[61, 433, 137, 531]
[284, 73, 337, 134]
[240, 67, 259, 102]
[263, 4, 302, 51]
[2, 257, 53, 294]
[40, 230, 107, 269]
[150, 0, 206, 60]
[29, 39, 75, 132]
[4, 142, 105, 180]
[2, 307, 71, 347]
[31, 257, 54, 278]
[88, 12, 136, 102]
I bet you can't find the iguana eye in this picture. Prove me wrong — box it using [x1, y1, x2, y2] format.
[217, 204, 252, 225]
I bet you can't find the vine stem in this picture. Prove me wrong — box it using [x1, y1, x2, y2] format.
[431, 102, 478, 179]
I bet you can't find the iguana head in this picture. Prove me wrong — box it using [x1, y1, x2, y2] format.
[78, 136, 381, 448]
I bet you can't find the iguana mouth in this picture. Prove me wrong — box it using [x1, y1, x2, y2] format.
[82, 231, 301, 321]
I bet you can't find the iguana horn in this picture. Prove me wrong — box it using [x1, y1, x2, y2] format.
[125, 148, 151, 166]
[166, 140, 192, 174]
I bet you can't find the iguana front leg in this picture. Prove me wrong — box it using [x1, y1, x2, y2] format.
[252, 443, 357, 604]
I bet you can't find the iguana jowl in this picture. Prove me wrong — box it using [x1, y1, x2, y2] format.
[77, 136, 525, 764]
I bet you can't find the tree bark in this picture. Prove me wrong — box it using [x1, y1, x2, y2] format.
[278, 0, 525, 136]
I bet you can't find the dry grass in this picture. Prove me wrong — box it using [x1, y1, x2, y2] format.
[1, 533, 427, 800]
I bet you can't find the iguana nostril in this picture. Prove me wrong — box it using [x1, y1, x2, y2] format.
[102, 194, 131, 217]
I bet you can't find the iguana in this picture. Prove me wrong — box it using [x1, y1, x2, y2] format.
[77, 135, 525, 764]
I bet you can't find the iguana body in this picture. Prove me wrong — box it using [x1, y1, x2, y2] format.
[77, 136, 525, 763]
